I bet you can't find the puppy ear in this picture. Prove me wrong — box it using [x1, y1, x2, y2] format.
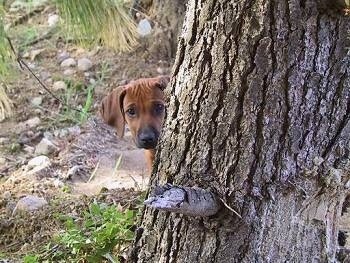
[155, 75, 170, 90]
[100, 86, 126, 138]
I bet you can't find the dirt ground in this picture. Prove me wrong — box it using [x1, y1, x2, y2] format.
[0, 1, 172, 260]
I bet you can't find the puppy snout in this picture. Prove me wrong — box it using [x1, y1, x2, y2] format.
[137, 128, 159, 149]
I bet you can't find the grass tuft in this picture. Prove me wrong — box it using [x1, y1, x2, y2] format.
[55, 0, 139, 52]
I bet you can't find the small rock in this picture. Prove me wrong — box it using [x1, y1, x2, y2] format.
[41, 71, 51, 80]
[14, 195, 48, 212]
[56, 126, 81, 138]
[77, 58, 93, 71]
[53, 179, 64, 188]
[54, 128, 66, 138]
[18, 130, 41, 144]
[89, 78, 96, 84]
[63, 165, 85, 180]
[46, 78, 53, 85]
[84, 72, 90, 77]
[137, 19, 152, 36]
[0, 137, 10, 145]
[22, 51, 30, 59]
[60, 57, 76, 67]
[27, 62, 36, 69]
[0, 157, 6, 165]
[57, 51, 70, 63]
[24, 117, 41, 128]
[28, 155, 50, 167]
[75, 47, 86, 55]
[48, 13, 59, 27]
[35, 138, 59, 155]
[27, 130, 34, 137]
[43, 131, 54, 140]
[52, 80, 67, 91]
[31, 96, 43, 106]
[87, 46, 102, 57]
[2, 191, 11, 200]
[68, 126, 81, 137]
[23, 145, 35, 154]
[34, 109, 43, 115]
[156, 67, 165, 75]
[30, 48, 45, 61]
[63, 69, 75, 75]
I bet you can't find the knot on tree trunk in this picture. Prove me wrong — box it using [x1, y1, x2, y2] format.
[144, 184, 221, 217]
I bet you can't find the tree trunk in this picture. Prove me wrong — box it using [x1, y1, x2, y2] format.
[134, 0, 187, 59]
[131, 0, 350, 262]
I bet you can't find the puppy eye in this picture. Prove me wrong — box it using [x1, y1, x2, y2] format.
[154, 103, 165, 115]
[126, 108, 136, 117]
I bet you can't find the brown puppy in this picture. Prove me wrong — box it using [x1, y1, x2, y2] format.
[100, 76, 170, 173]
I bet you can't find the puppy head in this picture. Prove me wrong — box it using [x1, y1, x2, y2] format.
[100, 75, 170, 149]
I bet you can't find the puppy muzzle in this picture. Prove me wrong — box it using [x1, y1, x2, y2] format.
[137, 126, 159, 149]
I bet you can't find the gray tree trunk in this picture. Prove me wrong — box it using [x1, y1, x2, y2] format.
[134, 0, 187, 59]
[131, 0, 350, 262]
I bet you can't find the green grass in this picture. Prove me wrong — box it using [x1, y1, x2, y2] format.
[0, 5, 13, 80]
[43, 79, 96, 126]
[24, 202, 137, 263]
[55, 0, 138, 52]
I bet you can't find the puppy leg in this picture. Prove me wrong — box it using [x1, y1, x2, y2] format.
[144, 149, 156, 174]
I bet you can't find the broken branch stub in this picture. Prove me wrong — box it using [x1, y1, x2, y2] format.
[144, 184, 221, 217]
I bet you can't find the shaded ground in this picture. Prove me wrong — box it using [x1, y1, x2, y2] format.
[0, 1, 171, 260]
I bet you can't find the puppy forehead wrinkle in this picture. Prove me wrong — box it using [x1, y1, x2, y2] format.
[124, 80, 164, 103]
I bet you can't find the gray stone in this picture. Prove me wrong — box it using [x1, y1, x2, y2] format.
[31, 96, 43, 106]
[156, 67, 165, 75]
[34, 138, 59, 155]
[30, 49, 45, 60]
[48, 14, 59, 27]
[57, 51, 70, 63]
[23, 145, 35, 154]
[43, 131, 54, 140]
[0, 157, 6, 165]
[28, 155, 50, 167]
[68, 126, 81, 137]
[45, 78, 53, 85]
[56, 125, 81, 138]
[40, 71, 51, 80]
[24, 117, 41, 128]
[0, 137, 10, 145]
[52, 80, 67, 91]
[77, 58, 93, 71]
[2, 191, 11, 200]
[14, 195, 48, 212]
[60, 57, 76, 67]
[137, 19, 152, 36]
[53, 179, 64, 188]
[34, 109, 43, 115]
[63, 69, 75, 76]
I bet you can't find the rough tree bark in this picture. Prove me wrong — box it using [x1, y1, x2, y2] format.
[131, 0, 350, 262]
[133, 0, 187, 59]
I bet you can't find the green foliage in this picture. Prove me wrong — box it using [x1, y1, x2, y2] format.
[79, 84, 94, 123]
[23, 254, 39, 263]
[15, 26, 39, 48]
[55, 0, 138, 52]
[25, 202, 136, 262]
[45, 80, 95, 126]
[0, 6, 13, 81]
[53, 203, 135, 262]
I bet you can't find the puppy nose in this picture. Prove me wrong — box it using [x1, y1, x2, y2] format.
[138, 128, 158, 149]
[139, 132, 156, 144]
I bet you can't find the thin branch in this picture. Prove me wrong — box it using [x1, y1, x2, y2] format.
[6, 37, 84, 113]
